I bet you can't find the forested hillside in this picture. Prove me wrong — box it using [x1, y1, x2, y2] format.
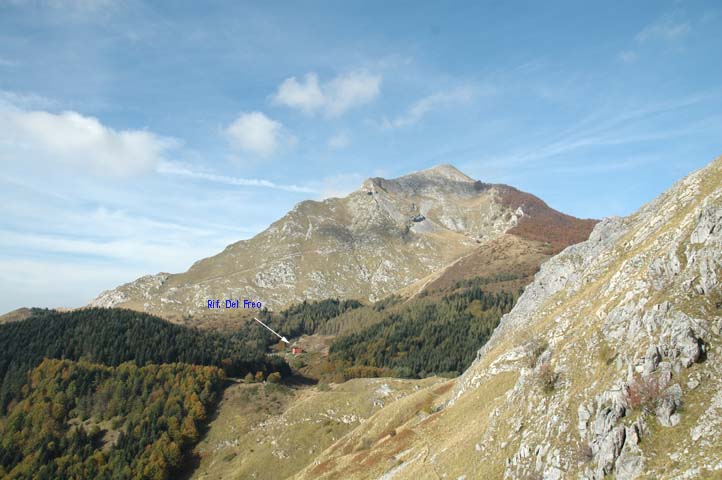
[0, 308, 294, 480]
[328, 285, 519, 378]
[243, 280, 521, 381]
[0, 308, 289, 414]
[0, 359, 223, 479]
[269, 298, 364, 338]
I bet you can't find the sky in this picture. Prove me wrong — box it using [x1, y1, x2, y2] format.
[1, 0, 721, 312]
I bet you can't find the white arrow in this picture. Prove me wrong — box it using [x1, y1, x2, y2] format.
[253, 317, 290, 344]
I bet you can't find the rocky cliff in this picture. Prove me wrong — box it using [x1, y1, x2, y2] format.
[90, 165, 595, 319]
[293, 156, 722, 479]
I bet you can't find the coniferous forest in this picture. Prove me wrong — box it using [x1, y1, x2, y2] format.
[264, 298, 364, 340]
[328, 286, 519, 378]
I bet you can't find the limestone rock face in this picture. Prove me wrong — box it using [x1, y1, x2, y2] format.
[90, 165, 594, 319]
[449, 156, 722, 479]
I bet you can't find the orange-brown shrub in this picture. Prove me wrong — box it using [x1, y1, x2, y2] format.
[626, 374, 664, 413]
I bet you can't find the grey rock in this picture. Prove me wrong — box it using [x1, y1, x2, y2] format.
[642, 345, 661, 376]
[674, 329, 702, 368]
[615, 421, 646, 479]
[615, 443, 644, 480]
[578, 403, 591, 434]
[543, 466, 562, 480]
[657, 361, 673, 387]
[591, 406, 622, 448]
[595, 425, 626, 478]
[656, 383, 683, 427]
[648, 252, 681, 291]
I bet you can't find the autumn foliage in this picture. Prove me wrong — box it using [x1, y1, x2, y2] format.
[0, 359, 223, 479]
[498, 185, 598, 253]
[626, 374, 665, 413]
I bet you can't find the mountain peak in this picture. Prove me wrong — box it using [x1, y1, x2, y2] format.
[406, 164, 474, 182]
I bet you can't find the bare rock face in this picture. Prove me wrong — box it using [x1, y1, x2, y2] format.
[450, 156, 722, 479]
[89, 165, 595, 319]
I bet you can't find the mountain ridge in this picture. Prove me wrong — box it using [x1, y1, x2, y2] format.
[90, 165, 596, 321]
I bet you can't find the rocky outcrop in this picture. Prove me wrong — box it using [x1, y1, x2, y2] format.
[451, 156, 722, 479]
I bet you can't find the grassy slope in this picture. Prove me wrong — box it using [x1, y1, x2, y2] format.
[396, 234, 550, 299]
[192, 377, 444, 480]
[0, 307, 34, 324]
[294, 373, 517, 479]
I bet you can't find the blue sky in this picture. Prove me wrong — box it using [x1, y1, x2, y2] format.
[1, 0, 721, 312]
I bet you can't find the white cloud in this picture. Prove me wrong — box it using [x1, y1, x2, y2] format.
[224, 111, 294, 157]
[0, 200, 243, 311]
[328, 131, 350, 149]
[0, 172, 277, 312]
[0, 234, 236, 311]
[272, 73, 325, 114]
[0, 229, 196, 264]
[0, 103, 177, 175]
[157, 161, 316, 193]
[617, 13, 692, 63]
[272, 71, 381, 117]
[636, 17, 690, 43]
[617, 50, 638, 63]
[381, 85, 479, 129]
[323, 71, 382, 117]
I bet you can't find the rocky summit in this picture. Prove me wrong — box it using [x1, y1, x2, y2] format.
[293, 156, 722, 479]
[90, 165, 595, 320]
